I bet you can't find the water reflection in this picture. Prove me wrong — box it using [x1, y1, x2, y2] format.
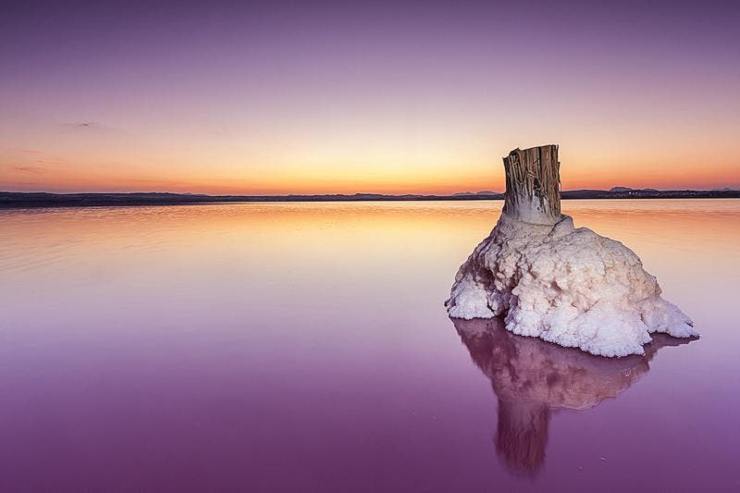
[453, 318, 691, 475]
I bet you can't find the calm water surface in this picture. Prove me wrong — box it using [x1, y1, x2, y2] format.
[1, 200, 738, 491]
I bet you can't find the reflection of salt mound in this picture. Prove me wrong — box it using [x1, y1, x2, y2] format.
[454, 317, 689, 474]
[445, 145, 698, 357]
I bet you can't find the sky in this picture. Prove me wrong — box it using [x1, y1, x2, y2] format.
[1, 0, 739, 194]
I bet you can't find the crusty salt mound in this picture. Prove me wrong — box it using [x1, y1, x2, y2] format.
[445, 145, 697, 357]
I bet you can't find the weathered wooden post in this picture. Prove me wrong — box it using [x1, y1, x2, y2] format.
[502, 145, 561, 225]
[447, 144, 696, 356]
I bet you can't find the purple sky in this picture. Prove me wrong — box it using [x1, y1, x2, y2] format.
[1, 0, 739, 193]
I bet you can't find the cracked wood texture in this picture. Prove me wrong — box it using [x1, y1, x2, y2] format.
[502, 145, 561, 225]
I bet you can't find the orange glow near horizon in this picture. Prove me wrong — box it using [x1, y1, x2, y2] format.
[3, 145, 738, 195]
[2, 67, 739, 195]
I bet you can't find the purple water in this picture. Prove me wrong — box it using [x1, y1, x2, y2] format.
[1, 200, 738, 491]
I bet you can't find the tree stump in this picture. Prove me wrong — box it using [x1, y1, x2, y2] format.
[446, 144, 696, 356]
[502, 145, 561, 225]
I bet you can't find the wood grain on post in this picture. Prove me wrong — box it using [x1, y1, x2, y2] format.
[502, 145, 561, 224]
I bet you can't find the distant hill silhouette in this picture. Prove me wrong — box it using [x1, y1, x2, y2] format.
[0, 188, 738, 209]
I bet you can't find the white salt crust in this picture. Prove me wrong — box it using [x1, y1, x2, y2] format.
[446, 215, 698, 357]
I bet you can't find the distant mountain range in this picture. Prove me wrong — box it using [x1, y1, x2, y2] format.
[1, 188, 738, 209]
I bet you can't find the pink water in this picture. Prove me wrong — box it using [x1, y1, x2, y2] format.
[1, 200, 738, 491]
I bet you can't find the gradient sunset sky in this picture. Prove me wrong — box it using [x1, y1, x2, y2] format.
[1, 0, 739, 194]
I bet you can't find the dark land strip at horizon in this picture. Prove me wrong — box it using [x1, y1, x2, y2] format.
[1, 189, 739, 209]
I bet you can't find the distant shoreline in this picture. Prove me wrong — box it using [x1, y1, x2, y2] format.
[1, 189, 738, 209]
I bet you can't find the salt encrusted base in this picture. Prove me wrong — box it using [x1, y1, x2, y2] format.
[445, 214, 697, 357]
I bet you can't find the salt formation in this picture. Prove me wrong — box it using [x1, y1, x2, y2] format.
[445, 145, 697, 357]
[454, 318, 690, 473]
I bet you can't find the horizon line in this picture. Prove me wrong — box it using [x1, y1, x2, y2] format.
[2, 186, 739, 196]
